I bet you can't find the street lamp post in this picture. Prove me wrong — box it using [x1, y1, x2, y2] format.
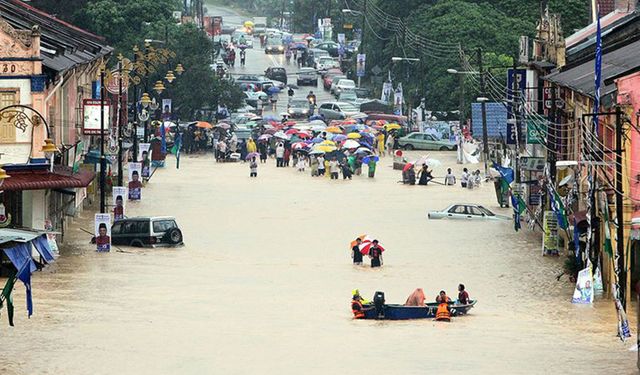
[99, 68, 106, 213]
[342, 5, 366, 87]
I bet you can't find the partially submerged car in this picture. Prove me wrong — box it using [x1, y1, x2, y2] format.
[112, 216, 184, 247]
[398, 132, 457, 151]
[427, 204, 510, 221]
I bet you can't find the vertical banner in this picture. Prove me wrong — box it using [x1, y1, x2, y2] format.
[381, 81, 393, 104]
[112, 187, 127, 220]
[94, 213, 111, 252]
[506, 69, 526, 145]
[128, 162, 143, 200]
[542, 210, 558, 255]
[337, 33, 345, 60]
[394, 83, 404, 116]
[356, 54, 366, 77]
[571, 265, 594, 304]
[162, 99, 172, 120]
[138, 143, 151, 178]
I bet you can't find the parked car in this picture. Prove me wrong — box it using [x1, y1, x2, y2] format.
[111, 216, 184, 247]
[308, 48, 330, 66]
[398, 132, 457, 151]
[427, 204, 510, 221]
[297, 67, 317, 86]
[337, 91, 363, 107]
[315, 56, 340, 72]
[287, 98, 311, 118]
[315, 41, 341, 57]
[317, 101, 363, 120]
[333, 79, 356, 97]
[329, 74, 347, 93]
[265, 67, 287, 84]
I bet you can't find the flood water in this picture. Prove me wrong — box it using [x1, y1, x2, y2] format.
[1, 151, 636, 374]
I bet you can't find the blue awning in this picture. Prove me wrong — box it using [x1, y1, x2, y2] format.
[33, 235, 55, 263]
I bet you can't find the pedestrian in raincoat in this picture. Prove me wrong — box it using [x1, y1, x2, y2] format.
[377, 133, 385, 155]
[247, 138, 257, 154]
[367, 157, 377, 178]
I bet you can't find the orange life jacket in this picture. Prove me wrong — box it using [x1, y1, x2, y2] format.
[435, 302, 451, 321]
[351, 300, 365, 319]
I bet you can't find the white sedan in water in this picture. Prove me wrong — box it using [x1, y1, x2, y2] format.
[427, 204, 510, 221]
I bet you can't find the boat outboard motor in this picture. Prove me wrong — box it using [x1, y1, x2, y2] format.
[373, 291, 385, 319]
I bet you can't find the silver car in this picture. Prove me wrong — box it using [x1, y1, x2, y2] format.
[317, 101, 363, 120]
[427, 204, 510, 221]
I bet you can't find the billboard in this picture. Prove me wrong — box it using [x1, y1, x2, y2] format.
[83, 99, 111, 135]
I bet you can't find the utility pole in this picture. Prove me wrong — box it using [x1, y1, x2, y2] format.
[357, 0, 366, 88]
[477, 48, 489, 176]
[548, 85, 557, 183]
[281, 0, 285, 30]
[615, 105, 626, 310]
[117, 62, 123, 186]
[511, 58, 520, 180]
[99, 70, 106, 214]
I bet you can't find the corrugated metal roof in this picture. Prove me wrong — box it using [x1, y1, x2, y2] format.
[0, 229, 43, 245]
[543, 39, 640, 99]
[0, 166, 95, 192]
[0, 0, 113, 73]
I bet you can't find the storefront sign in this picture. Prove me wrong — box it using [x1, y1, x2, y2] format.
[542, 210, 559, 256]
[526, 118, 547, 144]
[519, 157, 545, 171]
[82, 99, 111, 135]
[105, 71, 129, 95]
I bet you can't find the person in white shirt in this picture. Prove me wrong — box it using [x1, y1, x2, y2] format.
[317, 155, 326, 176]
[296, 155, 307, 172]
[329, 157, 340, 179]
[386, 133, 395, 156]
[445, 168, 456, 185]
[460, 167, 469, 188]
[275, 143, 285, 167]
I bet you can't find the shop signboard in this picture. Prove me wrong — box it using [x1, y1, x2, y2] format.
[83, 99, 111, 135]
[526, 118, 547, 144]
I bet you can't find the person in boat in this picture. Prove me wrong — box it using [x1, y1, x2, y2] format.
[352, 289, 370, 304]
[351, 294, 373, 319]
[404, 288, 426, 306]
[351, 237, 363, 265]
[368, 240, 383, 268]
[457, 284, 470, 305]
[435, 290, 451, 321]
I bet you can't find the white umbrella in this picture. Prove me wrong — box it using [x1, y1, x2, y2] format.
[414, 155, 442, 167]
[309, 119, 326, 126]
[343, 139, 360, 149]
[274, 131, 290, 140]
[311, 125, 326, 132]
[293, 124, 312, 130]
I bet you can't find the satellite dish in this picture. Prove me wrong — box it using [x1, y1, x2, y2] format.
[558, 174, 573, 187]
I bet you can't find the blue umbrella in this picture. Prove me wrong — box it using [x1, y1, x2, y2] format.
[263, 114, 279, 121]
[309, 115, 324, 121]
[363, 155, 380, 164]
[267, 86, 281, 94]
[310, 138, 324, 144]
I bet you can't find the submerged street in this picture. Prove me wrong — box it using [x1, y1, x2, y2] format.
[2, 149, 635, 374]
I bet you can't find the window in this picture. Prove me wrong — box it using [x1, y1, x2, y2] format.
[409, 134, 420, 139]
[469, 206, 483, 216]
[319, 104, 332, 110]
[0, 90, 18, 143]
[424, 134, 435, 141]
[112, 223, 122, 235]
[123, 221, 149, 234]
[453, 206, 468, 214]
[153, 220, 176, 233]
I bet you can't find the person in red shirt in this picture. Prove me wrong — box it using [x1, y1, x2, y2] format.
[457, 284, 470, 304]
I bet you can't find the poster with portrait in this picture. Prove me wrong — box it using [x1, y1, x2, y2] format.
[44, 219, 59, 253]
[162, 99, 172, 120]
[571, 266, 593, 304]
[128, 162, 143, 200]
[381, 81, 393, 104]
[94, 213, 111, 252]
[356, 54, 366, 77]
[112, 186, 127, 220]
[138, 143, 151, 178]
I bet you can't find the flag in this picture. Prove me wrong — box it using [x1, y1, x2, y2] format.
[493, 163, 514, 184]
[593, 11, 602, 132]
[549, 190, 568, 229]
[601, 194, 613, 257]
[16, 259, 33, 318]
[0, 270, 16, 326]
[160, 123, 167, 155]
[573, 217, 581, 259]
[511, 194, 526, 232]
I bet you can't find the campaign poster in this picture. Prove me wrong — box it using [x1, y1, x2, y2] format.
[381, 81, 393, 103]
[356, 54, 366, 77]
[571, 266, 593, 304]
[138, 143, 151, 178]
[44, 219, 59, 253]
[112, 186, 127, 220]
[94, 213, 111, 252]
[162, 99, 172, 120]
[128, 162, 143, 200]
[542, 210, 558, 256]
[394, 83, 404, 115]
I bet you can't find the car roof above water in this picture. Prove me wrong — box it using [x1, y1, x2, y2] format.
[115, 216, 176, 222]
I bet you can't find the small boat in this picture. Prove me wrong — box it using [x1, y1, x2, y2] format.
[361, 300, 477, 320]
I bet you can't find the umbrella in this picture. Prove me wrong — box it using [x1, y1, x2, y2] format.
[285, 129, 298, 135]
[333, 134, 347, 142]
[267, 86, 281, 94]
[402, 162, 415, 172]
[296, 132, 311, 139]
[293, 124, 312, 130]
[292, 142, 307, 150]
[342, 118, 357, 125]
[263, 115, 279, 122]
[309, 115, 324, 121]
[274, 131, 290, 139]
[311, 125, 327, 132]
[309, 119, 326, 126]
[320, 140, 336, 146]
[265, 128, 277, 134]
[343, 139, 360, 149]
[284, 121, 297, 126]
[355, 147, 373, 155]
[310, 138, 324, 144]
[217, 122, 231, 129]
[385, 123, 401, 130]
[246, 152, 260, 160]
[314, 144, 336, 153]
[244, 20, 254, 27]
[362, 155, 380, 164]
[350, 234, 369, 248]
[258, 134, 273, 141]
[287, 83, 299, 89]
[359, 239, 385, 255]
[309, 149, 326, 155]
[196, 121, 213, 129]
[279, 112, 290, 117]
[325, 126, 342, 134]
[413, 156, 442, 167]
[347, 132, 361, 139]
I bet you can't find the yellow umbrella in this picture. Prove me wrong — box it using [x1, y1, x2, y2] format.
[385, 123, 401, 130]
[244, 20, 254, 27]
[320, 140, 336, 146]
[315, 145, 336, 152]
[325, 126, 342, 134]
[347, 132, 361, 139]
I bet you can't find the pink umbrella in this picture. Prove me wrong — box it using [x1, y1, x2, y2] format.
[258, 134, 272, 141]
[292, 142, 307, 150]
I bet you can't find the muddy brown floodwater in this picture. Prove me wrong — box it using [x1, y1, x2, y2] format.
[1, 151, 636, 374]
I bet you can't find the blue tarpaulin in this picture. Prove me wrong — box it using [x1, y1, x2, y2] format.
[33, 235, 55, 263]
[471, 103, 508, 139]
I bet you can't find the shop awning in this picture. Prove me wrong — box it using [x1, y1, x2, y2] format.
[0, 166, 95, 192]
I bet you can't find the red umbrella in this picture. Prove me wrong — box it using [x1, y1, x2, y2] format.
[285, 129, 298, 135]
[402, 163, 414, 172]
[265, 128, 277, 134]
[359, 239, 385, 255]
[297, 132, 311, 139]
[284, 120, 297, 126]
[292, 142, 307, 150]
